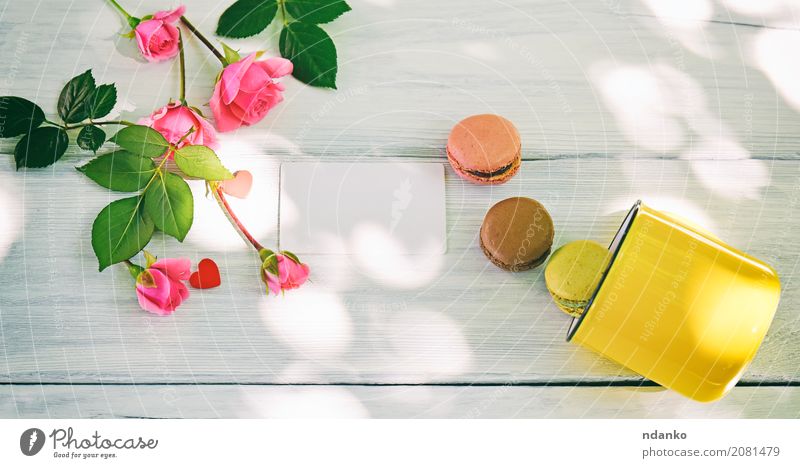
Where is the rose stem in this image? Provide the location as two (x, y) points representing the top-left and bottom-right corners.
(106, 0), (132, 20)
(179, 16), (228, 66)
(178, 31), (187, 104)
(63, 120), (135, 130)
(210, 184), (265, 251)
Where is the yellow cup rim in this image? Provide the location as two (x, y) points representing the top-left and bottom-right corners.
(566, 199), (642, 342)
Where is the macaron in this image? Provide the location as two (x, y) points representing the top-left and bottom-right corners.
(447, 114), (521, 184)
(544, 240), (611, 318)
(480, 197), (554, 271)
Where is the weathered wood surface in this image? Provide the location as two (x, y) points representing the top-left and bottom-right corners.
(2, 385), (798, 418)
(2, 158), (797, 385)
(1, 0), (799, 416)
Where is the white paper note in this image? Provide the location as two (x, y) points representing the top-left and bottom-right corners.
(279, 162), (446, 255)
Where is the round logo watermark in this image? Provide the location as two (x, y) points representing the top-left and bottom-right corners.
(20, 428), (45, 456)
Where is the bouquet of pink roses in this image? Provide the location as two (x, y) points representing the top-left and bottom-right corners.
(0, 0), (349, 314)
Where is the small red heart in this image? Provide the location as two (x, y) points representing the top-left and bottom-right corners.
(189, 258), (221, 289)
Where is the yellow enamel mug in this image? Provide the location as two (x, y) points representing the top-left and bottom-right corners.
(567, 201), (781, 402)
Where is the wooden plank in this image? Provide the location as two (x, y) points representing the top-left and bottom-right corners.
(1, 0), (800, 160)
(2, 0), (800, 387)
(1, 384), (797, 418)
(1, 159), (798, 384)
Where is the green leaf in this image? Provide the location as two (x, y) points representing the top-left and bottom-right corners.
(221, 42), (242, 64)
(285, 0), (350, 24)
(143, 250), (157, 268)
(85, 83), (117, 119)
(110, 125), (169, 158)
(0, 96), (46, 137)
(126, 261), (145, 279)
(77, 150), (156, 192)
(91, 196), (154, 271)
(174, 145), (234, 181)
(58, 70), (96, 123)
(216, 0), (277, 38)
(14, 126), (69, 169)
(281, 250), (301, 264)
(261, 252), (278, 275)
(76, 125), (106, 153)
(279, 21), (338, 88)
(144, 171), (193, 241)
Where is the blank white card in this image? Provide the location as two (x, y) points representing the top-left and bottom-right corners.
(279, 162), (446, 255)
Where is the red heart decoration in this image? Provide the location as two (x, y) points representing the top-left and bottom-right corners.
(189, 258), (221, 289)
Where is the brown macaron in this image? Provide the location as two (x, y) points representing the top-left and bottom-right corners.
(480, 197), (554, 271)
(447, 114), (521, 185)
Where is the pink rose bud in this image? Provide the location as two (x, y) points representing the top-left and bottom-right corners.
(259, 250), (310, 295)
(134, 5), (186, 62)
(210, 53), (293, 132)
(135, 258), (191, 315)
(138, 102), (218, 157)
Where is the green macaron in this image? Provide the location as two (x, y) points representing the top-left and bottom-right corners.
(544, 240), (611, 318)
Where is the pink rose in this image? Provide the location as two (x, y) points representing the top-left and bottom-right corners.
(135, 258), (191, 315)
(134, 5), (185, 62)
(139, 102), (218, 157)
(260, 251), (310, 295)
(210, 53), (293, 132)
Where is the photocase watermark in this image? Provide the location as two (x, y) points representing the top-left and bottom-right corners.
(18, 426), (159, 460)
(512, 207), (549, 270)
(20, 428), (45, 456)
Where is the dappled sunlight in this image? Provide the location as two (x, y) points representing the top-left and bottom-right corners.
(681, 137), (768, 200)
(279, 162), (446, 257)
(641, 0), (716, 57)
(0, 174), (22, 262)
(186, 140), (280, 250)
(352, 223), (444, 289)
(275, 361), (335, 383)
(238, 387), (369, 418)
(681, 138), (750, 161)
(260, 284), (353, 359)
(689, 159), (769, 200)
(642, 0), (713, 30)
(296, 255), (356, 292)
(370, 309), (472, 382)
(754, 28), (800, 112)
(606, 196), (718, 235)
(593, 63), (686, 152)
(460, 41), (500, 62)
(594, 59), (769, 200)
(721, 0), (798, 18)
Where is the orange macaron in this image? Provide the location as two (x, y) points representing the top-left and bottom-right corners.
(446, 114), (521, 185)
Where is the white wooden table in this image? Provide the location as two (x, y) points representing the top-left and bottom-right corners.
(1, 0), (799, 418)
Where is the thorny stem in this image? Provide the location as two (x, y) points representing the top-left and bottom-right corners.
(62, 120), (135, 130)
(210, 183), (265, 251)
(180, 16), (228, 66)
